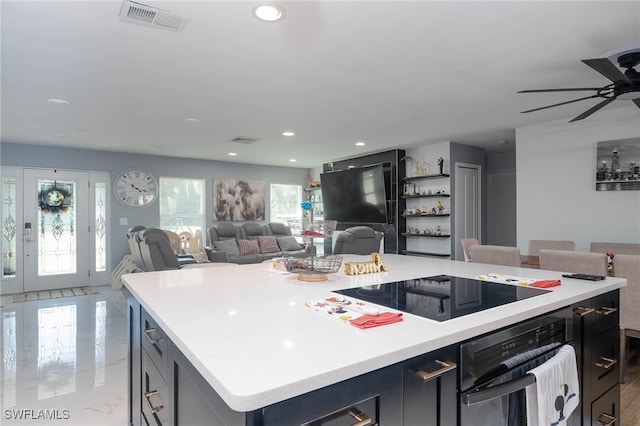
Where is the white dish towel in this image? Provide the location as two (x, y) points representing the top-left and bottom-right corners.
(525, 345), (580, 426)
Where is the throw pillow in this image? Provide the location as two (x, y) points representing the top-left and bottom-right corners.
(258, 236), (280, 253)
(277, 236), (302, 251)
(214, 239), (240, 256)
(237, 239), (260, 255)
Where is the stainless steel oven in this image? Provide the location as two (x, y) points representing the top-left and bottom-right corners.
(458, 307), (575, 426)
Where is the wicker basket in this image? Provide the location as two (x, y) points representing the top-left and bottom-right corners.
(283, 255), (343, 282)
(287, 219), (337, 238)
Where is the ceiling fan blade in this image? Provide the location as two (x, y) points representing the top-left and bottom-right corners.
(582, 58), (631, 84)
(518, 88), (603, 93)
(520, 94), (603, 114)
(569, 97), (617, 122)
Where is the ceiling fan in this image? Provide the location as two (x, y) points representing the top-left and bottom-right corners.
(519, 51), (640, 122)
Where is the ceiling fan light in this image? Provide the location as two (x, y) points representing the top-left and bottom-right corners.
(618, 92), (640, 101)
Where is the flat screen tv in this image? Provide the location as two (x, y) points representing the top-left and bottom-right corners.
(320, 164), (388, 224)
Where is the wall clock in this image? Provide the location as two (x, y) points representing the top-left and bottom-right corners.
(114, 168), (158, 208)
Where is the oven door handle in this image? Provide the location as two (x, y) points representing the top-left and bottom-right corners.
(463, 374), (536, 406)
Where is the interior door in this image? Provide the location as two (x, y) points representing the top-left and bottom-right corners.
(454, 163), (481, 261)
(22, 169), (90, 291)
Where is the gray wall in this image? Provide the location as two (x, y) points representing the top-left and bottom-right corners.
(1, 142), (310, 271)
(486, 151), (516, 246)
(516, 105), (640, 253)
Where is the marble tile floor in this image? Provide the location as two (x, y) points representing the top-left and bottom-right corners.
(0, 286), (128, 425)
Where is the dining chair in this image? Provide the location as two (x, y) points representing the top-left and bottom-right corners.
(528, 240), (575, 256)
(460, 238), (479, 262)
(590, 242), (640, 255)
(538, 249), (608, 276)
(615, 254), (640, 383)
(468, 245), (520, 267)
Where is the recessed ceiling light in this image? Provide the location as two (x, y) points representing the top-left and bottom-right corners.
(282, 131), (295, 136)
(184, 118), (200, 123)
(47, 98), (69, 105)
(355, 141), (366, 146)
(253, 4), (285, 22)
(289, 159), (297, 162)
(228, 152), (237, 156)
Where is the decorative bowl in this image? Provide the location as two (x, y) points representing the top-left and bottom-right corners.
(287, 219), (338, 238)
(283, 255), (343, 281)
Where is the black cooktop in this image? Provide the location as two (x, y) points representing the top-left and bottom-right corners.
(333, 275), (550, 322)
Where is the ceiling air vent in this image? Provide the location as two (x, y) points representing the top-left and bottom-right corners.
(119, 1), (189, 32)
(228, 136), (260, 144)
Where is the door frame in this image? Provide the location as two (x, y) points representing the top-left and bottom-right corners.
(1, 167), (111, 295)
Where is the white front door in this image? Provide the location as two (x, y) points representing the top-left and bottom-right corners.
(22, 169), (91, 291)
(2, 168), (111, 295)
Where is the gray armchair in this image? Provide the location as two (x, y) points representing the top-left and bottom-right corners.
(137, 228), (201, 271)
(333, 226), (383, 255)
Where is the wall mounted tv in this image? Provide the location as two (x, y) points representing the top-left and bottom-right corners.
(320, 164), (388, 224)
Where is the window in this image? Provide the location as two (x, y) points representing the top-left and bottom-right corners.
(270, 184), (302, 225)
(159, 177), (205, 236)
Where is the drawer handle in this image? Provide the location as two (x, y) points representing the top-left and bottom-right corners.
(412, 359), (457, 382)
(595, 357), (617, 370)
(596, 306), (618, 316)
(597, 412), (617, 426)
(144, 328), (163, 345)
(144, 390), (164, 414)
(574, 306), (595, 317)
(348, 408), (371, 426)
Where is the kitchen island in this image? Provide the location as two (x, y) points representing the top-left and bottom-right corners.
(123, 254), (626, 425)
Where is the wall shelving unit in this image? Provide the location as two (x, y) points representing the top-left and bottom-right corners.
(401, 173), (451, 258)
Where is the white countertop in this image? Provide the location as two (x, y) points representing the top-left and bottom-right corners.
(122, 254), (626, 412)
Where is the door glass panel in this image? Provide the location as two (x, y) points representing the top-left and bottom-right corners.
(2, 177), (17, 278)
(95, 182), (107, 272)
(37, 305), (77, 399)
(2, 311), (17, 408)
(37, 179), (76, 276)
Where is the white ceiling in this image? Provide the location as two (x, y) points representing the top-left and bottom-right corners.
(2, 1), (639, 169)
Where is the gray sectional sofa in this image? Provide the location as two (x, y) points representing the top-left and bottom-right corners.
(205, 222), (308, 264)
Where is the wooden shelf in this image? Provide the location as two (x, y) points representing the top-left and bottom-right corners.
(402, 233), (450, 238)
(402, 194), (450, 199)
(402, 250), (451, 257)
(403, 174), (449, 182)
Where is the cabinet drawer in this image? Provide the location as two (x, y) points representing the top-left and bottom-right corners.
(302, 396), (378, 426)
(589, 327), (619, 398)
(590, 292), (619, 337)
(141, 308), (168, 379)
(142, 349), (169, 426)
(591, 384), (620, 426)
(261, 363), (403, 425)
(404, 355), (457, 426)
